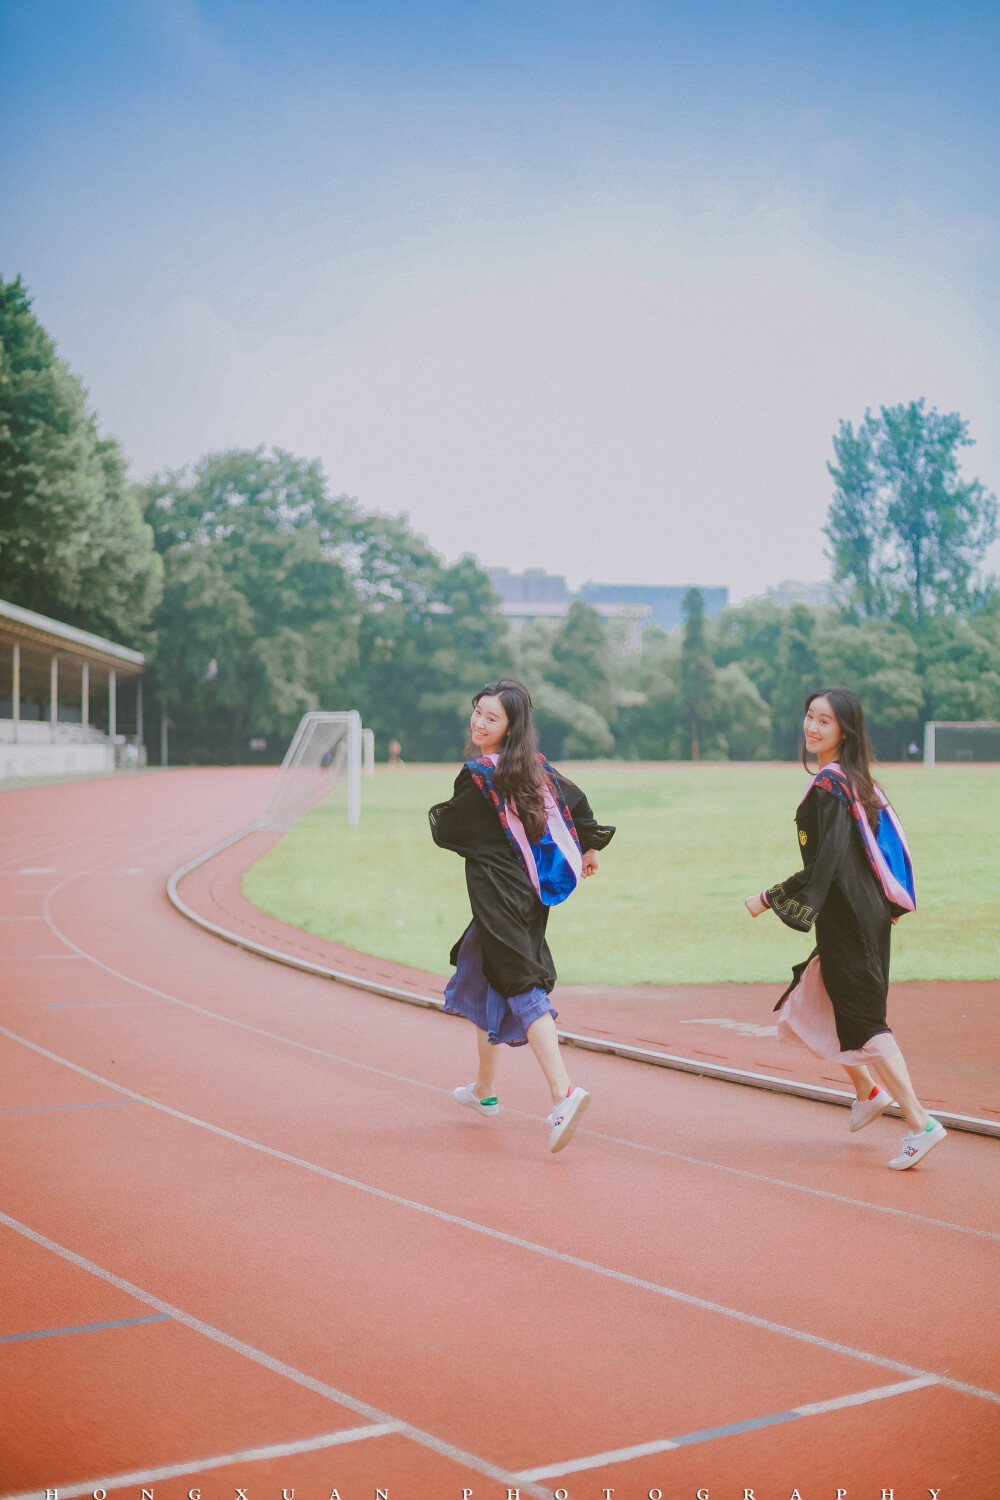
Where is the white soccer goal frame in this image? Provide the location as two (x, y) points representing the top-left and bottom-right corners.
(256, 710), (363, 828)
(923, 720), (1000, 767)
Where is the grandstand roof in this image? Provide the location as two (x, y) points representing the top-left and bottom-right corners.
(0, 598), (144, 675)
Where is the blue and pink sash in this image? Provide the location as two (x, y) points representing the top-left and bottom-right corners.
(805, 763), (916, 915)
(466, 753), (583, 906)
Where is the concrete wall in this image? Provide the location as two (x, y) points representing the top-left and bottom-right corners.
(0, 742), (116, 780)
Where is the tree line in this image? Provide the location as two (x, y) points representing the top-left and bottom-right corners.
(2, 274), (997, 763)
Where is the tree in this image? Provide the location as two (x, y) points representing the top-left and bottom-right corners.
(680, 588), (715, 759)
(142, 448), (360, 762)
(712, 662), (772, 760)
(352, 541), (508, 761)
(813, 617), (925, 756)
(919, 604), (1000, 722)
(768, 603), (825, 758)
(144, 448), (511, 763)
(825, 415), (887, 618)
(826, 400), (998, 624)
(548, 599), (609, 703)
(0, 275), (161, 641)
(714, 595), (786, 707)
(501, 613), (614, 759)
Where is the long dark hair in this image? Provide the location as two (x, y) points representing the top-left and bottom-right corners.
(466, 678), (549, 840)
(802, 686), (881, 828)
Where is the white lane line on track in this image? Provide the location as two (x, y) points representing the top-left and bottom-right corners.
(38, 874), (1000, 1244)
(0, 1209), (554, 1500)
(2, 1425), (402, 1500)
(0, 826), (133, 872)
(2, 1023), (998, 1409)
(0, 770), (257, 873)
(515, 1376), (940, 1481)
(576, 1125), (1000, 1242)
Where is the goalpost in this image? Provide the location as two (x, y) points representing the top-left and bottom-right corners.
(256, 711), (363, 828)
(923, 721), (1000, 767)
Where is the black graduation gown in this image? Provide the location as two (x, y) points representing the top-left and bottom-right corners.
(767, 785), (893, 1052)
(429, 767), (615, 999)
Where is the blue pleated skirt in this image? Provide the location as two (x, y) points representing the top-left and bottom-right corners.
(443, 922), (557, 1047)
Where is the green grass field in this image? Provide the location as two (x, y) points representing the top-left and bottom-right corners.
(242, 763), (1000, 984)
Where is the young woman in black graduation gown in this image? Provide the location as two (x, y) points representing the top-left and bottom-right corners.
(429, 679), (615, 1153)
(745, 687), (946, 1170)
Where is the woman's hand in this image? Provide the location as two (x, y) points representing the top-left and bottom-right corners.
(744, 893), (767, 918)
(581, 850), (599, 878)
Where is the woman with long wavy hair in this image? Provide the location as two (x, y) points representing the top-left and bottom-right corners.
(429, 678), (615, 1152)
(745, 687), (946, 1170)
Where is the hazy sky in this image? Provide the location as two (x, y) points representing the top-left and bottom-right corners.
(2, 0), (998, 600)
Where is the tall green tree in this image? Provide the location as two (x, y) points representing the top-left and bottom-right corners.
(500, 613), (614, 758)
(143, 447), (508, 763)
(549, 600), (613, 717)
(825, 415), (887, 617)
(142, 448), (361, 762)
(0, 275), (161, 641)
(680, 588), (715, 759)
(919, 603), (1000, 722)
(351, 537), (507, 761)
(826, 400), (997, 624)
(767, 603), (825, 758)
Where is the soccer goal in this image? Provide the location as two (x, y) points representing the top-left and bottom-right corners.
(256, 711), (363, 829)
(923, 721), (1000, 767)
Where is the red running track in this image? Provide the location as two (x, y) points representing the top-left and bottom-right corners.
(1, 767), (998, 1500)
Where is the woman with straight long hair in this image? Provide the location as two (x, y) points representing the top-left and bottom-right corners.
(745, 687), (946, 1169)
(429, 678), (615, 1152)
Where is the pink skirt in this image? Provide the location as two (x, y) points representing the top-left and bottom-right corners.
(778, 956), (900, 1065)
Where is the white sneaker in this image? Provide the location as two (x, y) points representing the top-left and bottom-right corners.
(454, 1083), (499, 1118)
(888, 1119), (947, 1169)
(850, 1087), (893, 1132)
(547, 1086), (590, 1152)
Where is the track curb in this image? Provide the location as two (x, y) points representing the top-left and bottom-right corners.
(166, 830), (1000, 1140)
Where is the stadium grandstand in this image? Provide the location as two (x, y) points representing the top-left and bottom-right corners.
(0, 597), (145, 779)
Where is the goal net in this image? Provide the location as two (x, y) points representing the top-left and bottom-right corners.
(256, 711), (363, 828)
(923, 721), (1000, 766)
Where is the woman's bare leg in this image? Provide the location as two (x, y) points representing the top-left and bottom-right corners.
(843, 1063), (879, 1100)
(871, 1051), (929, 1132)
(526, 1012), (572, 1104)
(474, 1027), (499, 1098)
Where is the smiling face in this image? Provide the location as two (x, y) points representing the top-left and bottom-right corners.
(470, 693), (509, 756)
(803, 694), (843, 766)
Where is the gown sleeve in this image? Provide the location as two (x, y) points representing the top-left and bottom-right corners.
(553, 772), (616, 852)
(764, 789), (852, 933)
(428, 767), (490, 856)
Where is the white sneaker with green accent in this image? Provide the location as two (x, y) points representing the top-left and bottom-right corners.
(887, 1119), (947, 1169)
(547, 1086), (590, 1152)
(454, 1083), (499, 1118)
(850, 1087), (893, 1132)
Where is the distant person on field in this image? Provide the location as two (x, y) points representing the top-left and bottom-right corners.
(388, 738), (404, 768)
(745, 687), (946, 1171)
(429, 678), (615, 1153)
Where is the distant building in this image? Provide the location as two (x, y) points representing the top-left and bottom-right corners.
(488, 568), (571, 605)
(488, 569), (728, 641)
(579, 582), (728, 631)
(764, 580), (833, 607)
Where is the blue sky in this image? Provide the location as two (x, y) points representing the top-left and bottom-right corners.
(2, 0), (998, 598)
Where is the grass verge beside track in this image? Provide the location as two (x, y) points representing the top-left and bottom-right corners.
(241, 763), (999, 984)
